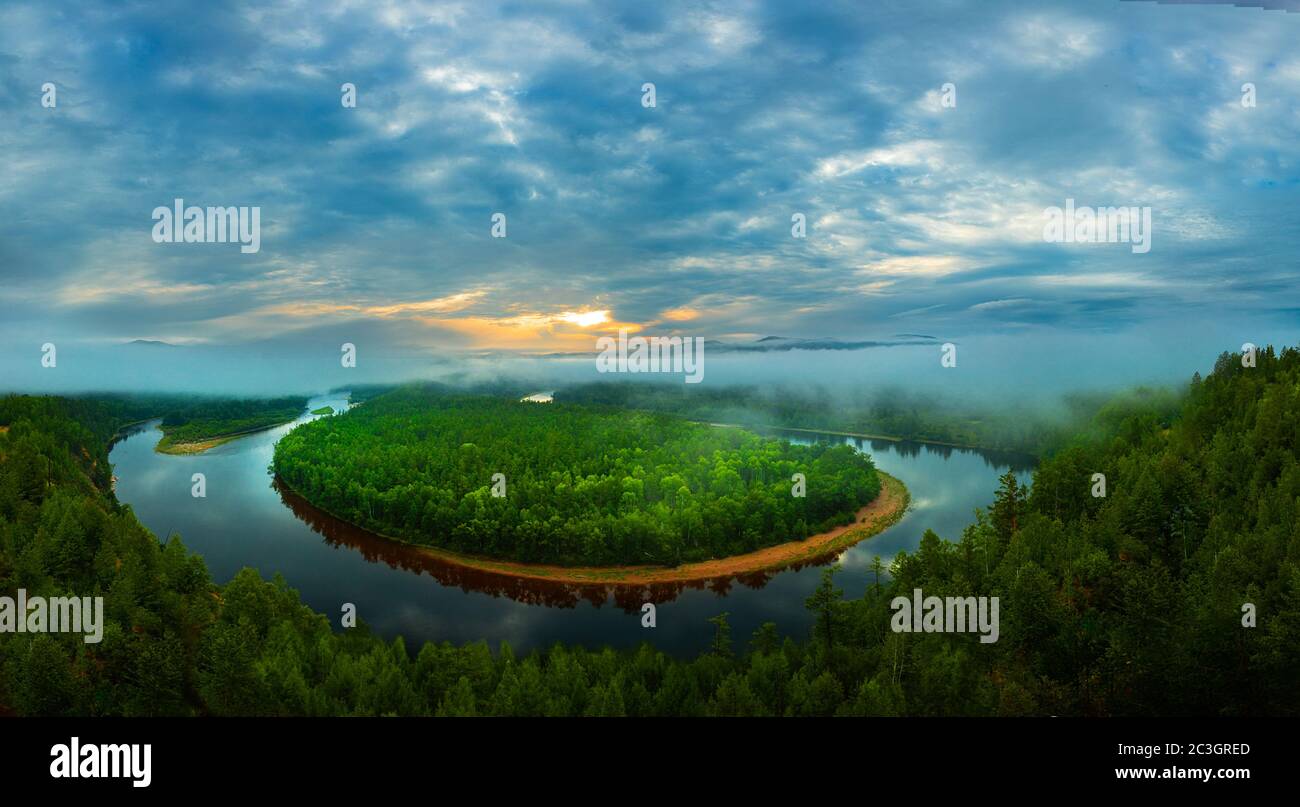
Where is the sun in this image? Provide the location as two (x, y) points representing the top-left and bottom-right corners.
(559, 309), (611, 328)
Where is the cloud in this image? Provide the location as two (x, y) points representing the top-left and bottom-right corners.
(0, 0), (1297, 376)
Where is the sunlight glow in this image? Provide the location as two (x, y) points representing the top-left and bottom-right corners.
(559, 310), (611, 327)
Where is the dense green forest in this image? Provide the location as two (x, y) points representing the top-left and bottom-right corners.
(558, 380), (1182, 457)
(0, 391), (309, 452)
(156, 396), (307, 449)
(2, 345), (1298, 716)
(272, 389), (881, 566)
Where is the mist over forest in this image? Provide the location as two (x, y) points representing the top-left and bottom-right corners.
(3, 0), (1298, 767)
(2, 321), (1265, 417)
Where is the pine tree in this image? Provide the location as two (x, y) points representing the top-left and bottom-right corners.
(805, 563), (843, 659)
(991, 470), (1025, 539)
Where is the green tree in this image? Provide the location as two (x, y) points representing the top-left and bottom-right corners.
(708, 612), (733, 659)
(991, 470), (1025, 539)
(805, 563), (844, 660)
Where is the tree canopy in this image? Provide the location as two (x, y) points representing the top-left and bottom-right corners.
(272, 388), (881, 566)
(3, 345), (1299, 716)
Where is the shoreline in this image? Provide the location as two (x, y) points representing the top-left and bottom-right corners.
(274, 471), (909, 586)
(702, 420), (1033, 456)
(152, 416), (307, 455)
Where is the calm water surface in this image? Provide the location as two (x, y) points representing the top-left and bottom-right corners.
(110, 394), (1033, 656)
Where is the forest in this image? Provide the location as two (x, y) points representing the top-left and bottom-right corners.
(557, 380), (1183, 457)
(0, 392), (310, 454)
(272, 389), (881, 566)
(155, 396), (308, 449)
(2, 345), (1298, 716)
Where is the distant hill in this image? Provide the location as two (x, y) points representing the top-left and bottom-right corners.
(532, 334), (940, 359)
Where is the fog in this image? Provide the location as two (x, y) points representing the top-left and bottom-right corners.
(1, 319), (1279, 416)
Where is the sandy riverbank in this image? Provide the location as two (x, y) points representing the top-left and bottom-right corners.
(284, 471), (909, 586)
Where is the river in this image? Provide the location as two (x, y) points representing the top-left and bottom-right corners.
(110, 393), (1034, 656)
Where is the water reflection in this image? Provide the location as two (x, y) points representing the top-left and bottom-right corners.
(275, 477), (863, 611)
(111, 394), (1035, 655)
(771, 430), (1036, 474)
(855, 437), (1036, 473)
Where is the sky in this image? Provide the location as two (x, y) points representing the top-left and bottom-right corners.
(1, 0), (1297, 395)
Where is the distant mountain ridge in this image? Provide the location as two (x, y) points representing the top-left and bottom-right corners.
(530, 334), (941, 358)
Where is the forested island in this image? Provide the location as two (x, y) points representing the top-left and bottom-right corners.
(154, 396), (308, 454)
(272, 389), (882, 567)
(2, 345), (1299, 716)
